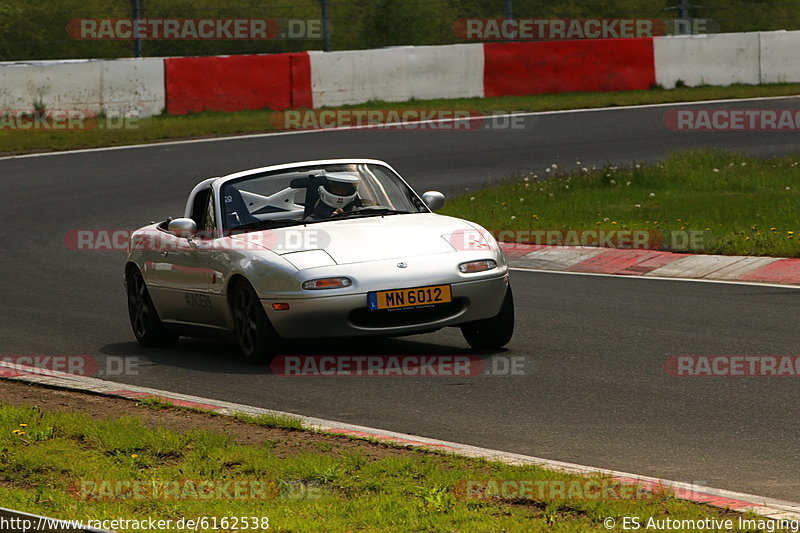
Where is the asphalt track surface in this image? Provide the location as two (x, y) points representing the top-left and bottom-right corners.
(4, 97), (800, 501)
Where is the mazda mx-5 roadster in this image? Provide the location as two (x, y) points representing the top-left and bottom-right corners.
(125, 159), (513, 362)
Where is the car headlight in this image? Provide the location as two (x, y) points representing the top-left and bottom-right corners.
(302, 277), (352, 290)
(458, 259), (497, 273)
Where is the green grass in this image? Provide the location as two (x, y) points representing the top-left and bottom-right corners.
(136, 397), (185, 411)
(440, 150), (800, 258)
(1, 83), (799, 155)
(137, 396), (306, 430)
(0, 402), (769, 532)
(231, 411), (306, 430)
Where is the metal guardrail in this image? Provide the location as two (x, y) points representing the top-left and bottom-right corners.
(0, 507), (114, 533)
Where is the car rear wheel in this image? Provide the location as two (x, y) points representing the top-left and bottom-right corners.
(231, 281), (280, 363)
(460, 287), (514, 350)
(127, 270), (177, 347)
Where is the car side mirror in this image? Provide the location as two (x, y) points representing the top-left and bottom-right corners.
(167, 218), (197, 239)
(421, 191), (445, 211)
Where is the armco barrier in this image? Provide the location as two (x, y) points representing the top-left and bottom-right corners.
(653, 32), (760, 89)
(308, 44), (484, 107)
(0, 58), (164, 117)
(483, 38), (656, 97)
(759, 30), (800, 84)
(164, 53), (311, 115)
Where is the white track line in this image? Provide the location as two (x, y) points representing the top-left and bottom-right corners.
(1, 94), (798, 161)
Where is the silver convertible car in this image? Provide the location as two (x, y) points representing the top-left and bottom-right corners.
(125, 159), (513, 362)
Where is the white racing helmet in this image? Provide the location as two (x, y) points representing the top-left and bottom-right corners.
(319, 172), (360, 208)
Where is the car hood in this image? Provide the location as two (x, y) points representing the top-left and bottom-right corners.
(230, 213), (478, 265)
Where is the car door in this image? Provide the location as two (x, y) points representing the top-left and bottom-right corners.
(149, 188), (218, 325)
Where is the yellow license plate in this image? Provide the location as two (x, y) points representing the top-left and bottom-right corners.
(368, 285), (452, 310)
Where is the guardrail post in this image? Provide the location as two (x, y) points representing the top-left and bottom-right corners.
(677, 0), (693, 35)
(132, 0), (142, 57)
(320, 0), (331, 52)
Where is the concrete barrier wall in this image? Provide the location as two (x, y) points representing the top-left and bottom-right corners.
(100, 59), (165, 116)
(1, 30), (799, 119)
(484, 38), (655, 97)
(653, 33), (760, 89)
(309, 44), (484, 107)
(0, 60), (102, 113)
(759, 31), (800, 84)
(0, 58), (164, 117)
(164, 53), (311, 115)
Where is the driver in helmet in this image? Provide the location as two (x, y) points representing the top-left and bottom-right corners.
(307, 172), (361, 220)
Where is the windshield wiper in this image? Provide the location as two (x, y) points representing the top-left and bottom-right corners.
(333, 207), (411, 219)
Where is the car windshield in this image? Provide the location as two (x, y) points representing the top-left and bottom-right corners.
(220, 163), (428, 231)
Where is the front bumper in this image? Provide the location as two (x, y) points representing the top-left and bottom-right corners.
(262, 275), (509, 339)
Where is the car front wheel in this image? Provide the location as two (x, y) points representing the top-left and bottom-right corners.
(460, 287), (514, 350)
(231, 281), (280, 363)
(127, 270), (177, 347)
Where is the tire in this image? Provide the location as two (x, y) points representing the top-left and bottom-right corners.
(230, 281), (280, 363)
(127, 270), (178, 347)
(461, 287), (514, 350)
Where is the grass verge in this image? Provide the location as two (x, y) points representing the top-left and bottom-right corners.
(1, 83), (799, 155)
(440, 150), (800, 258)
(0, 385), (769, 533)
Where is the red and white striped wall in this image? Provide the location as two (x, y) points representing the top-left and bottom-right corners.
(1, 30), (799, 117)
(161, 38), (657, 114)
